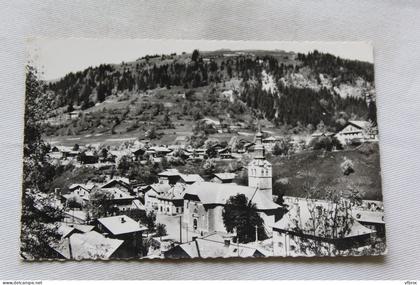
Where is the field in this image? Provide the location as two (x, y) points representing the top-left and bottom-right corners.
(270, 143), (382, 201)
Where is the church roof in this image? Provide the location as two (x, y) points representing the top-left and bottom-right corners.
(183, 182), (279, 210)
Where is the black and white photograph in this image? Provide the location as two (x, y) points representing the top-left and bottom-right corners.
(21, 39), (386, 260)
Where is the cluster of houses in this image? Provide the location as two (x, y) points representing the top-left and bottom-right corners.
(44, 126), (384, 259)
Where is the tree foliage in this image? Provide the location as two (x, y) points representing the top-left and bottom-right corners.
(222, 194), (268, 243)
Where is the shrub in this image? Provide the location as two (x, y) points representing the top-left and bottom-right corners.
(340, 157), (355, 175)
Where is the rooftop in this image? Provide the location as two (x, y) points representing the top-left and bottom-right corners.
(53, 231), (124, 260)
(213, 173), (236, 181)
(184, 182), (280, 210)
(179, 174), (204, 183)
(97, 215), (147, 235)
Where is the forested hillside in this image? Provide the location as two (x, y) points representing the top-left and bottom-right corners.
(43, 49), (377, 135)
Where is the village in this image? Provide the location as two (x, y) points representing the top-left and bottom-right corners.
(35, 119), (385, 259)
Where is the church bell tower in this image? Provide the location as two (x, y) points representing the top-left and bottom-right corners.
(248, 125), (273, 200)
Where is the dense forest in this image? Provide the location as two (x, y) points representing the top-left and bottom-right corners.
(44, 49), (377, 130)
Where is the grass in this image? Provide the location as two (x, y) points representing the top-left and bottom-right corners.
(270, 143), (383, 201)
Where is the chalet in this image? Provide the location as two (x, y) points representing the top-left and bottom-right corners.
(62, 183), (96, 206)
(102, 187), (136, 212)
(147, 146), (173, 158)
(157, 183), (186, 215)
(164, 233), (269, 259)
(68, 110), (81, 120)
(262, 136), (282, 151)
(79, 151), (99, 164)
(211, 173), (236, 184)
(144, 183), (172, 211)
(96, 215), (148, 258)
(132, 148), (146, 161)
(335, 120), (378, 145)
(218, 147), (233, 159)
(52, 231), (124, 260)
(272, 197), (375, 257)
(101, 177), (131, 193)
(311, 131), (335, 138)
(158, 169), (181, 185)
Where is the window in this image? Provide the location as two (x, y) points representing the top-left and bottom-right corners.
(193, 219), (198, 230)
(290, 245), (296, 251)
(278, 242), (283, 248)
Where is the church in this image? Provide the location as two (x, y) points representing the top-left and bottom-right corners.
(182, 129), (282, 236)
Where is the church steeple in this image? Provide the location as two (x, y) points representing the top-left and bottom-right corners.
(248, 123), (273, 199)
(254, 124), (265, 159)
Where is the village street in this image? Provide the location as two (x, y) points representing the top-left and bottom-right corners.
(156, 213), (196, 243)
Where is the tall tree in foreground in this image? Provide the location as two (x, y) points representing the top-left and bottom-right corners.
(222, 194), (268, 243)
(21, 65), (63, 259)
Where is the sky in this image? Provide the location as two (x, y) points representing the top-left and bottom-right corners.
(27, 39), (374, 80)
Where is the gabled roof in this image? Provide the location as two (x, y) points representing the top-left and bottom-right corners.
(348, 120), (369, 129)
(149, 146), (172, 153)
(69, 183), (96, 191)
(179, 174), (204, 184)
(158, 169), (181, 177)
(101, 177), (130, 189)
(131, 199), (146, 211)
(149, 183), (172, 194)
(158, 183), (186, 200)
(213, 173), (236, 181)
(53, 231), (124, 260)
(57, 223), (82, 239)
(97, 215), (147, 235)
(183, 182), (279, 210)
(103, 187), (134, 200)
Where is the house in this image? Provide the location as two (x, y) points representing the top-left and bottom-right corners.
(101, 177), (131, 193)
(79, 151), (99, 164)
(52, 231), (124, 260)
(179, 174), (204, 185)
(156, 183), (186, 215)
(68, 110), (81, 120)
(272, 197), (375, 257)
(174, 136), (188, 147)
(96, 215), (148, 258)
(144, 183), (172, 211)
(211, 173), (236, 184)
(158, 169), (181, 185)
(164, 233), (269, 259)
(102, 187), (137, 212)
(132, 148), (146, 161)
(335, 120), (378, 145)
(147, 146), (173, 158)
(262, 136), (277, 151)
(63, 210), (88, 224)
(311, 131), (335, 138)
(62, 183), (96, 205)
(218, 147), (233, 159)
